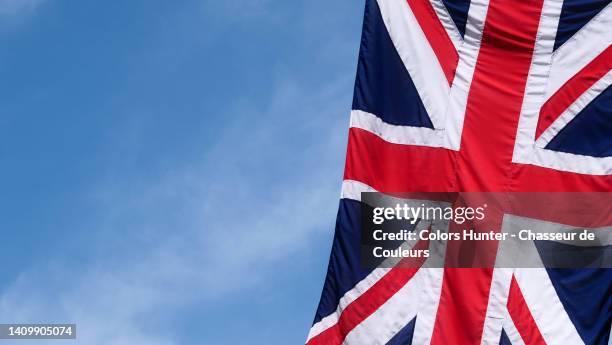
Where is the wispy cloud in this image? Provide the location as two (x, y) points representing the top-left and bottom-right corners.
(0, 0), (45, 16)
(0, 0), (359, 343)
(0, 69), (352, 345)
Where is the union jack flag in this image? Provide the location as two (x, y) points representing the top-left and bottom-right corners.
(307, 0), (611, 344)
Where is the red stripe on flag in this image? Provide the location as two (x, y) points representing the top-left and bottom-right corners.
(502, 191), (612, 227)
(406, 0), (459, 85)
(507, 276), (547, 345)
(455, 0), (544, 192)
(307, 241), (428, 345)
(344, 128), (456, 193)
(511, 163), (612, 192)
(306, 268), (419, 345)
(536, 46), (612, 139)
(430, 268), (495, 344)
(431, 0), (545, 344)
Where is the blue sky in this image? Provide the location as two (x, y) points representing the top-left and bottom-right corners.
(0, 0), (363, 344)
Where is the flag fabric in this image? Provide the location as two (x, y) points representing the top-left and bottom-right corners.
(307, 0), (611, 344)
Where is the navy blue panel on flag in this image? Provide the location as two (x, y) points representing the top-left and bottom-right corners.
(545, 85), (612, 157)
(534, 240), (612, 268)
(386, 317), (416, 345)
(313, 199), (374, 324)
(554, 0), (611, 51)
(498, 329), (512, 345)
(442, 0), (471, 37)
(352, 0), (434, 128)
(546, 268), (612, 345)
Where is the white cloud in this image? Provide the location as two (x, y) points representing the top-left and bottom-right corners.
(0, 0), (45, 16)
(0, 0), (360, 342)
(0, 70), (352, 344)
